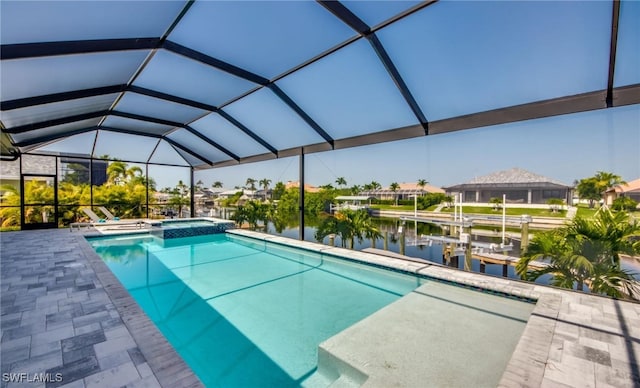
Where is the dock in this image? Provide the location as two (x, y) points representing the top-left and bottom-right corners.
(473, 252), (548, 270)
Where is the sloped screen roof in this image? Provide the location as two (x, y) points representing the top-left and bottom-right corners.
(1, 1), (639, 169)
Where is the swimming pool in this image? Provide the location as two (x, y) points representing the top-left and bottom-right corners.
(89, 232), (534, 387)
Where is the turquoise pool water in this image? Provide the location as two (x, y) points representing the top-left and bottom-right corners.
(89, 233), (421, 386)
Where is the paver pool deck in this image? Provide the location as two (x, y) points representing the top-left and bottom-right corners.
(1, 228), (639, 387)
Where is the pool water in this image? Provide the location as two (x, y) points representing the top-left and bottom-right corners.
(89, 233), (534, 387)
(90, 234), (419, 386)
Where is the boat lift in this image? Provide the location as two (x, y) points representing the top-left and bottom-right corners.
(397, 194), (537, 272)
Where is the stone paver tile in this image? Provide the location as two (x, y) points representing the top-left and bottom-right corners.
(45, 356), (100, 388)
(540, 377), (574, 388)
(553, 321), (579, 339)
(1, 335), (31, 351)
(97, 349), (131, 371)
(79, 302), (106, 316)
(74, 323), (101, 337)
(125, 375), (161, 388)
(609, 356), (640, 378)
(1, 316), (22, 331)
(1, 341), (31, 367)
(93, 336), (136, 359)
(32, 326), (75, 346)
(62, 345), (96, 365)
(607, 341), (640, 364)
(23, 306), (59, 321)
(10, 350), (62, 375)
(544, 354), (596, 388)
(579, 336), (611, 352)
(3, 323), (43, 342)
(104, 326), (130, 341)
(135, 363), (153, 379)
(595, 363), (640, 388)
(31, 340), (62, 358)
(57, 306), (83, 322)
(564, 341), (612, 367)
(74, 284), (96, 293)
(36, 293), (72, 309)
(58, 379), (85, 388)
(61, 331), (106, 353)
(127, 348), (146, 366)
(548, 338), (564, 363)
(6, 380), (45, 388)
(71, 312), (110, 331)
(46, 311), (74, 330)
(83, 362), (140, 388)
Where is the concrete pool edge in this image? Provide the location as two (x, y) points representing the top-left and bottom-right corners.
(74, 233), (204, 388)
(227, 229), (640, 387)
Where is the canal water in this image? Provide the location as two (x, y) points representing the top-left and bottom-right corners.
(264, 218), (640, 284)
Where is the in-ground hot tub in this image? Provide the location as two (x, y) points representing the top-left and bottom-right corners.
(148, 218), (235, 239)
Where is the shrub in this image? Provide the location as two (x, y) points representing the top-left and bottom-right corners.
(612, 196), (638, 212)
(546, 198), (564, 213)
(417, 193), (450, 210)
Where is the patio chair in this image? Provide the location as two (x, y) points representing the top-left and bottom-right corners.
(98, 206), (119, 221)
(72, 207), (144, 230)
(82, 207), (107, 223)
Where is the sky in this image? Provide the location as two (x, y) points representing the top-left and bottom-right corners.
(4, 1), (639, 190)
(193, 104), (640, 189)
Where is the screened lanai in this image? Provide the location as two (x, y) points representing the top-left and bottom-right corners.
(1, 0), (639, 232)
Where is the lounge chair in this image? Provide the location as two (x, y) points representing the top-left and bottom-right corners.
(98, 206), (119, 221)
(70, 207), (144, 231)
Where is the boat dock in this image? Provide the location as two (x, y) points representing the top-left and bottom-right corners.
(473, 252), (549, 270)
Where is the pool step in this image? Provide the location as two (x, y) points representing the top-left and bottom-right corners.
(315, 345), (369, 387)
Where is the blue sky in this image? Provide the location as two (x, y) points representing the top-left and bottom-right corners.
(7, 1), (638, 190)
(194, 104), (640, 189)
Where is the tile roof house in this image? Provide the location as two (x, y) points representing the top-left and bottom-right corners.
(360, 182), (445, 201)
(284, 181), (320, 193)
(604, 178), (640, 205)
(444, 168), (572, 204)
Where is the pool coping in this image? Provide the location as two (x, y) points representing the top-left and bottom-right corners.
(74, 234), (204, 388)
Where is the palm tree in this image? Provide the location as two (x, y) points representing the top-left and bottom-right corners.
(168, 180), (190, 218)
(233, 201), (273, 230)
(389, 182), (400, 206)
(107, 161), (144, 186)
(594, 171), (625, 192)
(106, 161), (128, 185)
(517, 210), (640, 300)
(315, 209), (380, 249)
(259, 178), (272, 199)
(350, 184), (362, 195)
(417, 179), (428, 194)
(212, 181), (223, 189)
(577, 172), (625, 208)
(363, 218), (383, 248)
(335, 177), (347, 188)
(370, 181), (381, 190)
(245, 178), (257, 191)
